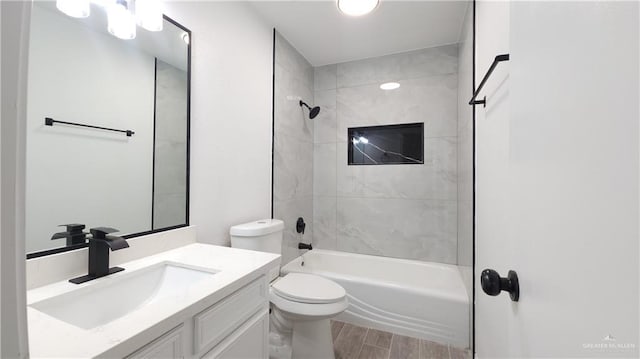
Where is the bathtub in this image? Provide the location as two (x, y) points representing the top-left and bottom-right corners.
(281, 249), (469, 348)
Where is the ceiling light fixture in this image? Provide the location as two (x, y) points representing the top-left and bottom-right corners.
(380, 82), (400, 90)
(352, 136), (369, 145)
(56, 0), (91, 18)
(337, 0), (379, 16)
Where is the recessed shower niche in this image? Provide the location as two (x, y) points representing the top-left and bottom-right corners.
(348, 123), (424, 165)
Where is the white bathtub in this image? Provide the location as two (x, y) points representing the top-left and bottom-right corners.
(281, 249), (469, 348)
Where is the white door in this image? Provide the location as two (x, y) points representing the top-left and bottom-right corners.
(475, 1), (639, 357)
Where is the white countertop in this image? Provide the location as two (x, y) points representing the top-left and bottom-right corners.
(27, 243), (280, 358)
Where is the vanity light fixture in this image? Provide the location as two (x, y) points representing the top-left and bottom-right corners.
(136, 0), (163, 32)
(56, 0), (166, 40)
(108, 0), (136, 40)
(56, 0), (91, 18)
(380, 82), (400, 90)
(337, 0), (379, 16)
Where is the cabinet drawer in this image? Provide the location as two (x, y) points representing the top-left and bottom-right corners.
(126, 324), (184, 359)
(194, 277), (267, 354)
(200, 310), (268, 359)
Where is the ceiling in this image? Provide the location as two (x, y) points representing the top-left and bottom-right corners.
(250, 0), (470, 66)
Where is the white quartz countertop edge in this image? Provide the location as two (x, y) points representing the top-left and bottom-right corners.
(27, 243), (280, 358)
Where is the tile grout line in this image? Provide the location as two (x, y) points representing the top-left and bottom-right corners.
(334, 322), (345, 343)
(354, 328), (369, 359)
(369, 342), (391, 351)
(387, 333), (390, 359)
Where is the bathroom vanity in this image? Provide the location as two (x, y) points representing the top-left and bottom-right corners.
(27, 243), (279, 358)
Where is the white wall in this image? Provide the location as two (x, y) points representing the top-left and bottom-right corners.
(476, 1), (639, 357)
(456, 0), (473, 350)
(1, 1), (31, 356)
(474, 1), (510, 356)
(163, 2), (273, 245)
(25, 5), (154, 253)
(457, 3), (473, 269)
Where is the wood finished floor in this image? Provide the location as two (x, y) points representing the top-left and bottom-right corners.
(331, 321), (471, 359)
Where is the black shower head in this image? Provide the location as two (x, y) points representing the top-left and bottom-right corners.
(299, 100), (321, 119)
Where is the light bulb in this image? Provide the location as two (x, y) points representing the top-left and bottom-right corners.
(337, 0), (379, 16)
(380, 82), (400, 90)
(136, 0), (163, 32)
(56, 0), (90, 18)
(352, 138), (360, 145)
(108, 0), (136, 40)
(359, 137), (369, 144)
(182, 33), (190, 45)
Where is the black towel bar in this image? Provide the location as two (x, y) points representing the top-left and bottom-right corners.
(469, 54), (510, 107)
(45, 117), (134, 137)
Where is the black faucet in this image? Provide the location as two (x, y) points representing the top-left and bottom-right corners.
(51, 224), (88, 246)
(69, 227), (129, 284)
(296, 217), (312, 250)
(298, 242), (313, 250)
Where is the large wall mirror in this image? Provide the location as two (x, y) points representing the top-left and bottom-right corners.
(25, 1), (190, 258)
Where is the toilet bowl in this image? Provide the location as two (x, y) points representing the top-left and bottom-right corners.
(230, 219), (348, 359)
(270, 273), (348, 359)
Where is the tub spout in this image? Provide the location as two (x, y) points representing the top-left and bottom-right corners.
(298, 242), (312, 250)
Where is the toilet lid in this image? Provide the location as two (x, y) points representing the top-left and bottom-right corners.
(272, 273), (346, 304)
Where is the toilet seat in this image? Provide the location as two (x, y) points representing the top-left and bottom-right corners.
(269, 273), (348, 320)
(272, 273), (346, 304)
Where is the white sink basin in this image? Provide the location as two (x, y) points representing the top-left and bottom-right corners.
(31, 262), (217, 329)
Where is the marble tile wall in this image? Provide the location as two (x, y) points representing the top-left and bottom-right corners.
(312, 45), (459, 264)
(273, 32), (314, 264)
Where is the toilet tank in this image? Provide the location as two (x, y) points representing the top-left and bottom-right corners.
(230, 219), (284, 281)
(230, 219), (284, 255)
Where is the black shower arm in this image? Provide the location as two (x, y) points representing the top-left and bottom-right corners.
(299, 100), (312, 110)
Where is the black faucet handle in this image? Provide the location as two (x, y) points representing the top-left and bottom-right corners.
(90, 227), (120, 239)
(59, 223), (86, 233)
(296, 217), (306, 234)
(52, 224), (88, 245)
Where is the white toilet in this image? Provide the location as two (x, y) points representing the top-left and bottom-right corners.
(230, 219), (348, 359)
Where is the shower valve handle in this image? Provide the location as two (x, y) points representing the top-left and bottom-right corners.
(296, 217), (306, 234)
(481, 269), (519, 302)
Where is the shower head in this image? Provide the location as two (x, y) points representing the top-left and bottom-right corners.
(299, 100), (321, 119)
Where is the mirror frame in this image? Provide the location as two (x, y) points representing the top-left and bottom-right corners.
(26, 14), (192, 260)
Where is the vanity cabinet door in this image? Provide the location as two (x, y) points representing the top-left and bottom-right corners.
(127, 325), (185, 359)
(194, 277), (267, 354)
(201, 311), (268, 359)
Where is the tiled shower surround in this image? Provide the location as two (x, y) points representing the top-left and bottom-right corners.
(274, 34), (462, 265)
(273, 32), (315, 264)
(312, 45), (459, 264)
(153, 60), (188, 229)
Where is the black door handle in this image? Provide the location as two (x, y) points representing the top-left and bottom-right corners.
(481, 269), (519, 302)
